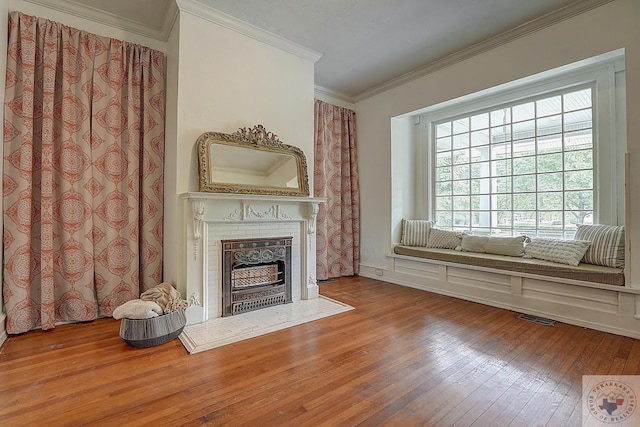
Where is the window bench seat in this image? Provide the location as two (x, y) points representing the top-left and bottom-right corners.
(393, 245), (625, 286)
(362, 245), (640, 339)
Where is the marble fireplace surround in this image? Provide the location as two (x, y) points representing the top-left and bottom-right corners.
(179, 192), (324, 325)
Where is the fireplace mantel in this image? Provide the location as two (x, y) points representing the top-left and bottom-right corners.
(178, 192), (324, 325)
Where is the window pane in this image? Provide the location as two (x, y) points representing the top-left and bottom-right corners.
(565, 129), (592, 150)
(513, 157), (535, 175)
(470, 129), (489, 146)
(493, 194), (511, 210)
(537, 114), (562, 136)
(511, 138), (534, 158)
(436, 136), (451, 152)
(453, 118), (469, 134)
(453, 133), (469, 149)
(564, 88), (591, 112)
(436, 166), (452, 181)
(436, 196), (452, 210)
(436, 122), (452, 137)
(513, 102), (535, 122)
(436, 181), (452, 195)
(538, 211), (563, 237)
(453, 180), (469, 195)
(490, 108), (510, 126)
(537, 95), (562, 116)
(537, 134), (562, 154)
(513, 174), (536, 193)
(492, 159), (511, 177)
(436, 212), (453, 226)
(565, 170), (592, 190)
(471, 161), (490, 178)
(538, 172), (563, 191)
(453, 164), (470, 180)
(452, 149), (469, 164)
(490, 125), (511, 144)
(565, 150), (592, 170)
(537, 153), (563, 173)
(514, 193), (536, 210)
(471, 195), (490, 210)
(454, 212), (470, 227)
(471, 178), (489, 194)
(471, 113), (489, 130)
(565, 190), (593, 211)
(513, 211), (536, 232)
(538, 192), (563, 210)
(492, 177), (511, 193)
(491, 143), (510, 159)
(564, 109), (592, 132)
(513, 120), (535, 140)
(437, 151), (452, 167)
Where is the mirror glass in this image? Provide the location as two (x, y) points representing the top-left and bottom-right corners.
(197, 125), (310, 196)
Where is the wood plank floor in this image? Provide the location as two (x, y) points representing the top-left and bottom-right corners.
(1, 276), (639, 426)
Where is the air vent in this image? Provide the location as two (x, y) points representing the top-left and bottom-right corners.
(517, 313), (555, 326)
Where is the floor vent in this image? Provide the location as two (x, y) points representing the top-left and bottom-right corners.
(517, 313), (555, 326)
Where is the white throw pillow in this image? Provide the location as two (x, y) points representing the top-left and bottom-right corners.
(524, 238), (591, 266)
(401, 219), (435, 246)
(426, 228), (466, 250)
(574, 224), (625, 268)
(113, 299), (163, 320)
(461, 235), (527, 257)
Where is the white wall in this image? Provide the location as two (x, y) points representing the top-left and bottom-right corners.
(163, 10), (317, 295)
(355, 0), (640, 285)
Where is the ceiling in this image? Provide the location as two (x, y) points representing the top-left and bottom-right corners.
(34, 0), (612, 101)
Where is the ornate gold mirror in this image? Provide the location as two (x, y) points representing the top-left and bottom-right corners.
(196, 125), (310, 196)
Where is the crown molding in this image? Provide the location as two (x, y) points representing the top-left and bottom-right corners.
(23, 0), (179, 41)
(314, 85), (355, 105)
(176, 0), (322, 63)
(354, 0), (616, 102)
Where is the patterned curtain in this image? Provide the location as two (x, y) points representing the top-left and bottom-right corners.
(3, 12), (165, 334)
(314, 100), (360, 280)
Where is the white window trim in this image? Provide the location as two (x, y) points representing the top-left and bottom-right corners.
(416, 50), (626, 229)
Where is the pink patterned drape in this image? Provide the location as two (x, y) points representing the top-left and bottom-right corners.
(314, 100), (360, 280)
(3, 12), (165, 334)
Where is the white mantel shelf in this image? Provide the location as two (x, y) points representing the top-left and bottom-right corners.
(178, 192), (324, 325)
(179, 192), (325, 205)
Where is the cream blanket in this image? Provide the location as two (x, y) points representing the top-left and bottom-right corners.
(140, 282), (187, 314)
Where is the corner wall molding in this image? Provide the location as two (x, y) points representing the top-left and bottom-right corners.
(354, 0), (616, 102)
(23, 0), (179, 41)
(176, 0), (322, 63)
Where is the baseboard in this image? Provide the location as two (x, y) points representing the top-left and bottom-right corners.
(0, 313), (7, 349)
(359, 266), (640, 340)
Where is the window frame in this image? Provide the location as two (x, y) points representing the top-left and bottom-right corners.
(418, 54), (625, 235)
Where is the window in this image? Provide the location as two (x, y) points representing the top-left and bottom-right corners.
(418, 52), (625, 239)
(433, 87), (594, 238)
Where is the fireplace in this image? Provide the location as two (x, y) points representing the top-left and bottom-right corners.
(179, 192), (323, 324)
(221, 237), (292, 316)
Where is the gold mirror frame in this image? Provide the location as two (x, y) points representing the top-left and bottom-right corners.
(196, 125), (310, 196)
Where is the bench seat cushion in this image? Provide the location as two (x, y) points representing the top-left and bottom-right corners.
(393, 245), (625, 286)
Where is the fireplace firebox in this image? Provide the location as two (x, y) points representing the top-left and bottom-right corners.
(221, 237), (292, 316)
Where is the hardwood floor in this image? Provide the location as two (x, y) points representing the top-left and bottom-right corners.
(1, 276), (639, 426)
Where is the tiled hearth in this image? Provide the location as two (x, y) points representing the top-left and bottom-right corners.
(179, 193), (323, 325)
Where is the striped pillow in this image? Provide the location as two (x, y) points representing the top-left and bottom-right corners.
(574, 224), (625, 268)
(401, 219), (434, 246)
